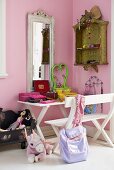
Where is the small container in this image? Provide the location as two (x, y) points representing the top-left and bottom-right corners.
(89, 44), (94, 48)
(94, 44), (100, 48)
(46, 91), (58, 99)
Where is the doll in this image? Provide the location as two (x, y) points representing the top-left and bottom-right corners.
(7, 110), (26, 130)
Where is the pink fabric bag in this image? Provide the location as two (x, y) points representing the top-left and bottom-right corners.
(59, 95), (89, 163)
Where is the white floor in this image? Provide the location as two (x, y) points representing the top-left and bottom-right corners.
(0, 139), (114, 170)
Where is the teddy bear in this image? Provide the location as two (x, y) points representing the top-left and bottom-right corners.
(25, 130), (53, 163)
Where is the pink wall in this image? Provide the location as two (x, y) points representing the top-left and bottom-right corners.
(72, 0), (111, 94)
(0, 0), (111, 125)
(0, 0), (73, 110)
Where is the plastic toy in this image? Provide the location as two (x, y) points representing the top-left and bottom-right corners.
(7, 109), (33, 130)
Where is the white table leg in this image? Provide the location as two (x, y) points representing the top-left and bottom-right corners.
(36, 106), (50, 139)
(51, 125), (59, 152)
(21, 103), (66, 140)
(37, 106), (50, 124)
(36, 124), (45, 140)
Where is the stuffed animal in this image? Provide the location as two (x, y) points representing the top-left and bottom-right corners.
(25, 130), (46, 163)
(44, 142), (54, 155)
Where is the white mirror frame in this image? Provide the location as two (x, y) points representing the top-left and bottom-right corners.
(0, 0), (8, 78)
(27, 10), (54, 92)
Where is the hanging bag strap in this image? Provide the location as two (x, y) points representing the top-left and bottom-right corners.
(72, 94), (85, 127)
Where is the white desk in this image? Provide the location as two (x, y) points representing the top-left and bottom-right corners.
(18, 101), (66, 140)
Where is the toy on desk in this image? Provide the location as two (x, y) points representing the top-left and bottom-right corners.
(55, 88), (77, 101)
(25, 129), (53, 163)
(40, 99), (56, 104)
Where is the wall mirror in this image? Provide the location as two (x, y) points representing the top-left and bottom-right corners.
(27, 10), (54, 91)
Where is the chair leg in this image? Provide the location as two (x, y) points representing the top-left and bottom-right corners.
(52, 140), (59, 153)
(101, 129), (114, 147)
(36, 125), (45, 140)
(51, 125), (60, 152)
(92, 120), (114, 147)
(92, 120), (102, 141)
(51, 125), (59, 137)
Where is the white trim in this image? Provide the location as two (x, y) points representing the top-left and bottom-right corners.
(110, 0), (114, 142)
(0, 0), (8, 78)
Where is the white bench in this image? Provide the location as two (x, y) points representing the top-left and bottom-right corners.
(45, 93), (114, 150)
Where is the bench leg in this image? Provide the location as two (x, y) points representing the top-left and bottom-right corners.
(51, 125), (59, 152)
(92, 120), (114, 147)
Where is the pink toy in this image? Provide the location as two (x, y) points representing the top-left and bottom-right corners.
(25, 130), (53, 163)
(44, 142), (54, 155)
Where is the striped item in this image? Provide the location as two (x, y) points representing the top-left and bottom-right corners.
(72, 95), (85, 127)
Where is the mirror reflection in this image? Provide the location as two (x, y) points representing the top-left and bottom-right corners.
(33, 22), (50, 81)
(27, 10), (54, 92)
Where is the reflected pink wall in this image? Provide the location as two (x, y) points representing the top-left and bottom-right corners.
(72, 0), (111, 94)
(0, 0), (73, 110)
